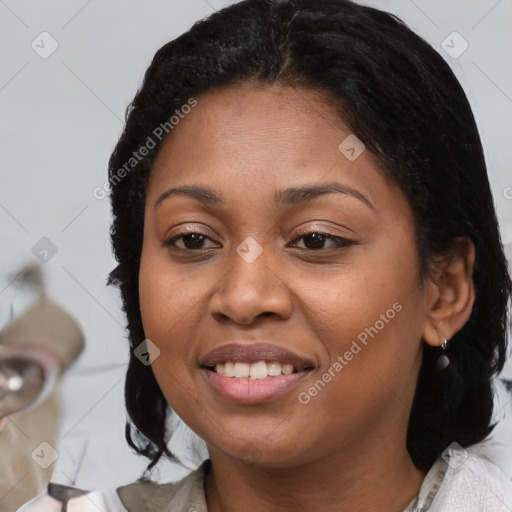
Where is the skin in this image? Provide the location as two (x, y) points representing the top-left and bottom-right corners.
(138, 82), (475, 512)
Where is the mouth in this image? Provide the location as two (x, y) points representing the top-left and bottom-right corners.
(200, 360), (313, 379)
(199, 342), (315, 404)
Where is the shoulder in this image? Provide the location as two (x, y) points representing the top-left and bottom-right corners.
(17, 459), (211, 512)
(115, 459), (210, 512)
(425, 440), (512, 512)
(16, 487), (130, 512)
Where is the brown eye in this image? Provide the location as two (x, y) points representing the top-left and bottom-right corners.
(288, 230), (354, 250)
(164, 230), (220, 251)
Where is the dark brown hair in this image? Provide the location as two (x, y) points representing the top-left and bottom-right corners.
(106, 0), (512, 475)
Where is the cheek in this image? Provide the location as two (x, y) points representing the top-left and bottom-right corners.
(139, 243), (206, 342)
(138, 252), (194, 378)
(306, 248), (420, 352)
(299, 239), (424, 405)
(138, 249), (220, 412)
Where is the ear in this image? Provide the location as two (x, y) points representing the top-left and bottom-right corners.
(422, 237), (476, 347)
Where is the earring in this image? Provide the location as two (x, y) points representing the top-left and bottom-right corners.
(436, 336), (450, 370)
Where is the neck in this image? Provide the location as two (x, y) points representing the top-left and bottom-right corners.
(204, 432), (427, 512)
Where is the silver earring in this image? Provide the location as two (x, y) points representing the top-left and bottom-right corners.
(436, 337), (450, 370)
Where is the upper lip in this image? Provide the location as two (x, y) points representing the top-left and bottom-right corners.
(199, 342), (315, 371)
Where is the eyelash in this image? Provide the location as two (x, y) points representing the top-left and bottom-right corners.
(163, 228), (354, 252)
(290, 229), (354, 250)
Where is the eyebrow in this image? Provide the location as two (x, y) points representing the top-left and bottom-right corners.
(154, 182), (375, 211)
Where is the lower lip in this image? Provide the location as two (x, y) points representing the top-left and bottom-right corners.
(201, 368), (312, 404)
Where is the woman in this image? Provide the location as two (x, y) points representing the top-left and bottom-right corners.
(22, 0), (512, 510)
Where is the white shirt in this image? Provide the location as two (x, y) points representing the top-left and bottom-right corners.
(18, 438), (512, 512)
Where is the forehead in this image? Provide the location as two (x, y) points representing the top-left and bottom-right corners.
(154, 82), (349, 164)
(147, 81), (397, 213)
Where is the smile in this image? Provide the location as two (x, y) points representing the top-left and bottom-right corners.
(201, 362), (313, 404)
(207, 360), (303, 379)
(199, 341), (316, 404)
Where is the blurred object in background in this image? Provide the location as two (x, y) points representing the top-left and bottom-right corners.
(0, 264), (85, 512)
(0, 265), (45, 335)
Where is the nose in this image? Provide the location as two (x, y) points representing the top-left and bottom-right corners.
(208, 242), (293, 325)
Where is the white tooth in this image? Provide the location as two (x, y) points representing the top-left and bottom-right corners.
(234, 362), (250, 378)
(224, 361), (235, 377)
(215, 363), (225, 375)
(267, 361), (282, 376)
(250, 361), (268, 379)
(282, 364), (294, 375)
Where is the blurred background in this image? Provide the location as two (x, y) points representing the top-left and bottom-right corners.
(1, 0), (511, 508)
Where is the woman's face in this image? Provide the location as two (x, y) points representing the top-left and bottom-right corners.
(139, 82), (430, 468)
